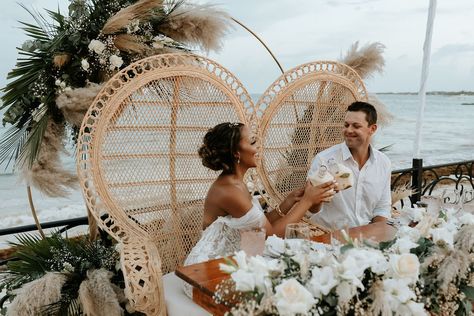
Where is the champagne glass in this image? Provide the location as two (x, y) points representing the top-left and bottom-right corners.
(285, 223), (310, 240)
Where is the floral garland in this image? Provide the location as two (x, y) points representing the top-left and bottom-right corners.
(217, 206), (474, 316)
(0, 0), (231, 196)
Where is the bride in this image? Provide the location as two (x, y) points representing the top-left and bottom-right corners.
(184, 122), (336, 268)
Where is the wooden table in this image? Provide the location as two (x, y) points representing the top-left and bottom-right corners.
(175, 222), (397, 315)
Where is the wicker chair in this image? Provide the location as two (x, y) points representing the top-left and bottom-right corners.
(253, 61), (368, 233)
(76, 54), (254, 315)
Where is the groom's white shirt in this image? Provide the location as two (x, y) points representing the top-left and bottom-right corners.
(308, 142), (392, 230)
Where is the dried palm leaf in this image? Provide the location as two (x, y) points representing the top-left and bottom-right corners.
(102, 0), (163, 35)
(159, 4), (233, 52)
(455, 224), (474, 253)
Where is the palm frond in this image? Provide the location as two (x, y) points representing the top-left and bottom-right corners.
(19, 4), (56, 39)
(378, 143), (394, 153)
(18, 107), (50, 169)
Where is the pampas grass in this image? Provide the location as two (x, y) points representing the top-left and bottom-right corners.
(21, 119), (78, 197)
(56, 83), (104, 127)
(53, 53), (71, 68)
(114, 34), (149, 54)
(7, 272), (67, 316)
(78, 269), (124, 316)
(436, 249), (471, 293)
(369, 280), (391, 316)
(454, 224), (474, 253)
(340, 42), (385, 79)
(102, 0), (163, 35)
(368, 93), (393, 127)
(391, 183), (414, 207)
(159, 4), (233, 52)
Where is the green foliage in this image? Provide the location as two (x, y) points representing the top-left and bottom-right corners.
(410, 237), (434, 259)
(0, 0), (188, 170)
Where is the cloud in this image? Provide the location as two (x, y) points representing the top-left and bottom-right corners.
(432, 44), (474, 60)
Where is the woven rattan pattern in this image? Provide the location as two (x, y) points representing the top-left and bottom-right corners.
(254, 61), (368, 215)
(77, 53), (254, 315)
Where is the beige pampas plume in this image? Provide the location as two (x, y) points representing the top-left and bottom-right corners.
(368, 93), (393, 127)
(78, 269), (124, 316)
(56, 83), (104, 127)
(340, 41), (385, 79)
(391, 182), (414, 207)
(53, 53), (71, 68)
(369, 280), (391, 316)
(436, 249), (471, 293)
(159, 4), (233, 53)
(7, 272), (67, 316)
(114, 34), (149, 54)
(102, 0), (163, 35)
(22, 119), (78, 198)
(455, 224), (474, 253)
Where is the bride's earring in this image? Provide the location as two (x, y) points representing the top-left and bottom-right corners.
(237, 155), (241, 164)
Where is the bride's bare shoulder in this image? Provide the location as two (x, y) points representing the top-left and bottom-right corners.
(205, 178), (252, 217)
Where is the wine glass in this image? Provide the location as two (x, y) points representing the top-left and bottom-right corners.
(285, 223), (311, 240)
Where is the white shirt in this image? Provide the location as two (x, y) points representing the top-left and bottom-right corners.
(308, 142), (392, 230)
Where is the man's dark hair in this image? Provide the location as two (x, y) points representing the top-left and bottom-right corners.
(347, 101), (377, 125)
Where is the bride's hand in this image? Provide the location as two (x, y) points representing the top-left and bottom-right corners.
(302, 180), (336, 206)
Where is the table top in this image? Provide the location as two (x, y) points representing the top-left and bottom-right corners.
(175, 222), (397, 297)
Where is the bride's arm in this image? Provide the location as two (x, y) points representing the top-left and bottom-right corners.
(265, 187), (304, 223)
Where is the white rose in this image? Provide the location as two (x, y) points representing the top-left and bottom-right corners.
(335, 281), (358, 305)
(109, 55), (123, 69)
(397, 226), (421, 243)
(274, 279), (315, 316)
(219, 263), (237, 274)
(407, 301), (428, 316)
(233, 250), (248, 270)
(231, 269), (255, 292)
(459, 213), (474, 226)
(60, 81), (66, 89)
(81, 59), (90, 71)
(88, 39), (106, 54)
(429, 227), (454, 248)
(389, 254), (420, 283)
(392, 236), (419, 254)
(265, 235), (286, 256)
(383, 278), (416, 305)
(308, 266), (338, 299)
(55, 79), (61, 86)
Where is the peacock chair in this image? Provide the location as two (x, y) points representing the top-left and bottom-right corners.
(253, 61), (368, 233)
(76, 53), (255, 315)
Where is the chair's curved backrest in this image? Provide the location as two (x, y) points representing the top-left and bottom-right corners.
(77, 53), (254, 274)
(254, 61), (368, 207)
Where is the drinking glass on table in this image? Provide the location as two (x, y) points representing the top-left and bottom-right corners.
(285, 223), (311, 240)
(240, 227), (266, 256)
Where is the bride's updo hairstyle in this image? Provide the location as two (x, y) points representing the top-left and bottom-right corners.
(198, 122), (244, 174)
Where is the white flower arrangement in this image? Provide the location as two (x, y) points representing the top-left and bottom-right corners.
(217, 205), (474, 316)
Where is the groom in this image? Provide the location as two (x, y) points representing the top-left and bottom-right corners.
(308, 101), (392, 230)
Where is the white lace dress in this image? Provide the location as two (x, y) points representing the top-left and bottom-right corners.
(183, 197), (266, 297)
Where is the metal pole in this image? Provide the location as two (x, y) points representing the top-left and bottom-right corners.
(411, 158), (423, 205)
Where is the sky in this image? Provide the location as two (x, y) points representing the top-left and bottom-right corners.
(0, 0), (473, 94)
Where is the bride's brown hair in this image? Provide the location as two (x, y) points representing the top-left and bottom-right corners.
(198, 122), (244, 173)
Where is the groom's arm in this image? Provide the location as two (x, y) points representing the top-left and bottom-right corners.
(371, 161), (392, 223)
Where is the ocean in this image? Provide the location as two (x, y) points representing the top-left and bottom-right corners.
(0, 94), (473, 235)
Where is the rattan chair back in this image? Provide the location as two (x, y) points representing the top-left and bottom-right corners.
(254, 61), (368, 210)
(77, 53), (254, 315)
